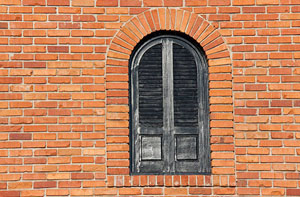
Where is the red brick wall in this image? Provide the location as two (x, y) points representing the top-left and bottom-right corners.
(0, 0), (299, 196)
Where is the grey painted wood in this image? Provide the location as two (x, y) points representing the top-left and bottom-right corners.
(131, 39), (164, 173)
(173, 43), (198, 127)
(138, 44), (163, 128)
(141, 136), (162, 160)
(162, 38), (175, 173)
(130, 34), (210, 175)
(176, 135), (198, 160)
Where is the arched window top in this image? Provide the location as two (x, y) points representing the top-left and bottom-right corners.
(131, 34), (208, 72)
(130, 33), (210, 175)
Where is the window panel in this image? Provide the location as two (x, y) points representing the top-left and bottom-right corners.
(176, 135), (198, 160)
(141, 136), (162, 161)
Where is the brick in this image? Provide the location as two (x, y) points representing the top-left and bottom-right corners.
(287, 189), (300, 196)
(235, 109), (257, 115)
(8, 182), (32, 189)
(48, 46), (69, 53)
(0, 191), (21, 197)
(238, 188), (260, 195)
(35, 85), (57, 92)
(271, 100), (292, 107)
(94, 188), (117, 195)
(0, 93), (22, 100)
(246, 100), (269, 107)
(46, 189), (69, 196)
(72, 0), (93, 6)
(120, 0), (142, 6)
(83, 8), (105, 14)
(0, 77), (22, 84)
(96, 0), (118, 6)
(10, 22), (33, 29)
(59, 165), (81, 172)
(260, 140), (282, 147)
(34, 181), (56, 188)
(23, 190), (46, 197)
(24, 158), (46, 164)
(70, 189), (93, 196)
(10, 133), (32, 140)
(23, 142), (46, 148)
(214, 188), (235, 195)
(0, 158), (22, 165)
(9, 166), (32, 173)
(23, 0), (45, 6)
(47, 0), (69, 6)
(245, 37), (267, 44)
(208, 0), (229, 5)
(233, 0), (254, 5)
(245, 84), (266, 91)
(118, 188), (141, 195)
(164, 0), (182, 6)
(58, 181), (81, 188)
(242, 7), (264, 13)
(82, 180), (105, 188)
(71, 173), (94, 180)
(73, 15), (95, 22)
(143, 0), (162, 6)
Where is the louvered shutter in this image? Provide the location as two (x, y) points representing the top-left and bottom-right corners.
(132, 42), (165, 173)
(172, 43), (209, 173)
(131, 35), (210, 174)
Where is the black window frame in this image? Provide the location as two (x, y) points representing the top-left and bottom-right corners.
(130, 33), (211, 175)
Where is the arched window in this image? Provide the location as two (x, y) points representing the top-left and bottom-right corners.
(130, 33), (210, 175)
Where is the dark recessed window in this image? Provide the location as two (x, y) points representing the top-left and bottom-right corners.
(130, 33), (210, 175)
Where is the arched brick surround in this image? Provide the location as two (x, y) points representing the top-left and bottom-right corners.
(105, 8), (234, 194)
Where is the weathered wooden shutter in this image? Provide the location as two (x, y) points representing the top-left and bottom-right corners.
(131, 35), (210, 174)
(172, 43), (210, 173)
(132, 42), (165, 173)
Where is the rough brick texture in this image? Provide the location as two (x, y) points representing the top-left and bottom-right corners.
(0, 0), (299, 196)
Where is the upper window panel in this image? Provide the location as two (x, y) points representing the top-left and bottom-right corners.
(130, 34), (210, 175)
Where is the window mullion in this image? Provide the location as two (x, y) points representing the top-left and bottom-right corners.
(162, 38), (175, 173)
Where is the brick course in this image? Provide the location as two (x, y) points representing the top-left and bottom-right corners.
(0, 0), (299, 196)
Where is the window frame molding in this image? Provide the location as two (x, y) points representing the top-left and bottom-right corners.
(130, 34), (211, 175)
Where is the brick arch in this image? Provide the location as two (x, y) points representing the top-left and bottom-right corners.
(106, 8), (231, 64)
(105, 8), (234, 190)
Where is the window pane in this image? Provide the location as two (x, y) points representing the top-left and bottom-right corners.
(138, 44), (163, 127)
(173, 43), (199, 127)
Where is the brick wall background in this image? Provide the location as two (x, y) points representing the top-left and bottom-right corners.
(0, 0), (299, 196)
